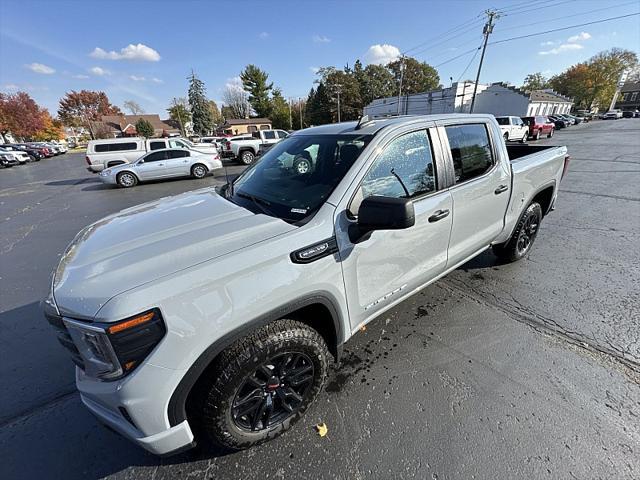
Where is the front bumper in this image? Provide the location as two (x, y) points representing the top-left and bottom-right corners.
(82, 393), (195, 455)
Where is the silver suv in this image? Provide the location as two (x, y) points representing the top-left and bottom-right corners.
(44, 115), (568, 455)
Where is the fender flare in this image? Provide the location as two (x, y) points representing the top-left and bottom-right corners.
(167, 292), (345, 427)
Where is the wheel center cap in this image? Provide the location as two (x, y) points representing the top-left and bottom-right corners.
(266, 376), (280, 391)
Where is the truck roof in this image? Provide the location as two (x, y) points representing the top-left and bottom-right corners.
(293, 114), (496, 137)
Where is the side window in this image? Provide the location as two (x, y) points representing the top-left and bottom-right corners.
(445, 123), (494, 184)
(263, 131), (276, 140)
(168, 150), (189, 159)
(360, 130), (436, 201)
(144, 151), (167, 162)
(94, 144), (109, 153)
(277, 130), (289, 139)
(149, 141), (166, 151)
(169, 140), (188, 149)
(110, 142), (138, 152)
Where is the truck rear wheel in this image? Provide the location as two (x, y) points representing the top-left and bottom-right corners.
(240, 150), (255, 165)
(492, 202), (542, 262)
(194, 319), (329, 450)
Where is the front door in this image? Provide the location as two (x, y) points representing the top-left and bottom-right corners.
(335, 128), (453, 331)
(439, 122), (510, 268)
(135, 150), (168, 180)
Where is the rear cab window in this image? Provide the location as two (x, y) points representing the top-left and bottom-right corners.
(444, 123), (494, 184)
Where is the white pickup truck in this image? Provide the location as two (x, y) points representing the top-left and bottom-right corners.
(221, 129), (289, 164)
(46, 114), (570, 455)
(85, 137), (218, 172)
(495, 116), (529, 143)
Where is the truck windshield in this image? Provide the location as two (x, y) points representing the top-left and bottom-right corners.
(226, 133), (373, 223)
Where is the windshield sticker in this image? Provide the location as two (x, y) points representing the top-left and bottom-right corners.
(291, 208), (308, 214)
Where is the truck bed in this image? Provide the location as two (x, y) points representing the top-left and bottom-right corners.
(506, 144), (562, 162)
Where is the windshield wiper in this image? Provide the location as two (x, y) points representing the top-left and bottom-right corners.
(235, 192), (276, 217)
(390, 168), (410, 197)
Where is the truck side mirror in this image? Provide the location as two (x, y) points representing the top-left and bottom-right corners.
(349, 196), (415, 243)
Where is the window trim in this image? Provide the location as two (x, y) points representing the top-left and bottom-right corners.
(437, 121), (500, 190)
(346, 127), (444, 217)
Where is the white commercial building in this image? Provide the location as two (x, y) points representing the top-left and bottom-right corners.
(363, 81), (573, 118)
(363, 81), (488, 117)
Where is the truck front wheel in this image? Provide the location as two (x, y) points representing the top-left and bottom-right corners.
(240, 150), (255, 165)
(194, 319), (329, 450)
(492, 202), (542, 262)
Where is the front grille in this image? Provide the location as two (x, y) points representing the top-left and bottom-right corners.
(45, 311), (85, 370)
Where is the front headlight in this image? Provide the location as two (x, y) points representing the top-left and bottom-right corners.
(63, 309), (166, 381)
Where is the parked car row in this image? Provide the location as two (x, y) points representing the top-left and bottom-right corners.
(495, 111), (598, 145)
(219, 129), (290, 164)
(0, 141), (68, 168)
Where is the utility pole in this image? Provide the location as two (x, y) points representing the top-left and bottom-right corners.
(299, 98), (303, 129)
(336, 85), (342, 123)
(470, 10), (499, 113)
(288, 97), (293, 130)
(396, 55), (405, 115)
(608, 69), (629, 112)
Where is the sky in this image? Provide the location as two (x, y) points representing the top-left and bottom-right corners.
(1, 0), (638, 116)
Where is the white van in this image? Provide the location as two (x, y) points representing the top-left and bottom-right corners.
(85, 137), (218, 172)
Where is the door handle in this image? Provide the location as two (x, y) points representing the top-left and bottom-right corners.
(494, 184), (509, 194)
(428, 209), (450, 223)
(157, 163), (164, 166)
(183, 160), (189, 163)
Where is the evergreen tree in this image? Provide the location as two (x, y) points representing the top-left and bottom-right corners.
(135, 118), (155, 138)
(240, 64), (273, 118)
(306, 83), (332, 125)
(270, 88), (290, 129)
(188, 71), (214, 135)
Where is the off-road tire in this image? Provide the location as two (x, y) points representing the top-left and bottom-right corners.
(492, 202), (543, 262)
(520, 132), (527, 143)
(503, 132), (509, 142)
(191, 163), (208, 179)
(116, 171), (138, 188)
(293, 158), (312, 175)
(240, 150), (255, 165)
(194, 319), (329, 450)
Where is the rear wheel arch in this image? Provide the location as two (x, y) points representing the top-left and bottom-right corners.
(167, 294), (345, 428)
(531, 184), (555, 216)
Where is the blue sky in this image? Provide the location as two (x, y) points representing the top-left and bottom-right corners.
(1, 0), (638, 115)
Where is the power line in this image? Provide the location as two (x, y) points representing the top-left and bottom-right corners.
(457, 39), (484, 82)
(500, 0), (575, 16)
(489, 12), (640, 46)
(402, 16), (484, 55)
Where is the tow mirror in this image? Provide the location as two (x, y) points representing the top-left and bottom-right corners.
(349, 196), (415, 243)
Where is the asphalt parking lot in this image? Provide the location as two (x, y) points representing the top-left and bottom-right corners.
(1, 120), (639, 479)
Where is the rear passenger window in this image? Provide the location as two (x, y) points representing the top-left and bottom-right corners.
(263, 131), (276, 140)
(445, 124), (494, 184)
(149, 141), (166, 151)
(144, 151), (167, 162)
(361, 130), (436, 200)
(169, 150), (189, 158)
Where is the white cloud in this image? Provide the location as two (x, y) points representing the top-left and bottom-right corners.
(25, 62), (55, 74)
(151, 77), (163, 84)
(312, 34), (331, 43)
(568, 31), (591, 43)
(1, 83), (48, 92)
(89, 66), (110, 76)
(73, 74), (90, 79)
(540, 40), (556, 46)
(363, 44), (400, 65)
(2, 83), (20, 90)
(539, 43), (584, 55)
(258, 32), (269, 39)
(129, 75), (146, 81)
(90, 43), (161, 62)
(309, 66), (320, 74)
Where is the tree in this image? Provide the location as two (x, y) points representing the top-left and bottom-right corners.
(270, 88), (290, 129)
(123, 100), (144, 115)
(167, 97), (191, 136)
(188, 72), (214, 135)
(549, 48), (638, 109)
(522, 73), (550, 91)
(32, 110), (65, 141)
(208, 100), (223, 126)
(317, 67), (362, 121)
(387, 57), (440, 95)
(305, 83), (332, 125)
(0, 92), (46, 139)
(57, 90), (122, 138)
(240, 64), (273, 118)
(135, 118), (155, 138)
(222, 85), (251, 119)
(359, 63), (396, 105)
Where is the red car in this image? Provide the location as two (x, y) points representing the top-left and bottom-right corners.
(522, 116), (555, 140)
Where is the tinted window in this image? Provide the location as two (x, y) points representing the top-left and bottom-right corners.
(168, 150), (189, 158)
(445, 124), (494, 184)
(169, 140), (189, 149)
(144, 151), (167, 162)
(277, 131), (289, 139)
(263, 131), (276, 140)
(361, 130), (436, 200)
(149, 141), (166, 151)
(94, 142), (138, 153)
(495, 117), (509, 126)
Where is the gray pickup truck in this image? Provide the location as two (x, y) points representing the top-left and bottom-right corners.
(44, 114), (569, 455)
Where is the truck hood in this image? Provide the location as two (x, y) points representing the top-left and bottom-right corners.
(52, 188), (296, 319)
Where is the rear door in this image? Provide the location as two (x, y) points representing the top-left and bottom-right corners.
(439, 121), (510, 268)
(165, 149), (191, 177)
(336, 126), (453, 330)
(261, 130), (278, 145)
